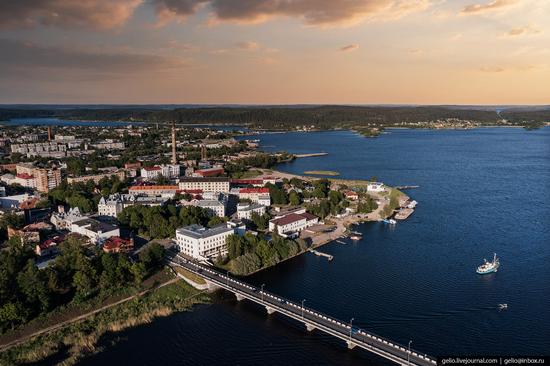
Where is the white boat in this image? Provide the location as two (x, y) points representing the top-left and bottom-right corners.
(476, 253), (500, 275)
(498, 303), (508, 310)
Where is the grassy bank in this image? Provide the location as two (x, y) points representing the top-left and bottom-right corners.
(0, 277), (209, 366)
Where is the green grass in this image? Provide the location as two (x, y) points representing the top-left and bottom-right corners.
(0, 277), (209, 366)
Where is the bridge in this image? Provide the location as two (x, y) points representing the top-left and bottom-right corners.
(169, 255), (436, 366)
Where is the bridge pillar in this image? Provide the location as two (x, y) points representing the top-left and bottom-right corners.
(235, 293), (244, 301)
(305, 324), (316, 332)
(265, 306), (276, 315)
(346, 341), (356, 350)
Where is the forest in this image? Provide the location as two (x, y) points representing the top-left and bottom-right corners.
(2, 105), (549, 129)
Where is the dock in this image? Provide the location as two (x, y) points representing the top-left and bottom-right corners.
(336, 240), (346, 245)
(395, 208), (414, 220)
(395, 185), (420, 190)
(295, 152), (328, 158)
(309, 249), (334, 261)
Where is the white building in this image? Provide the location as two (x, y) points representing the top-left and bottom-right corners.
(70, 218), (120, 244)
(196, 200), (226, 217)
(367, 182), (385, 192)
(179, 177), (230, 193)
(0, 193), (32, 209)
(236, 203), (266, 220)
(141, 166), (162, 180)
(51, 207), (86, 230)
(98, 193), (168, 217)
(141, 165), (180, 181)
(237, 188), (271, 206)
(175, 224), (234, 260)
(269, 212), (318, 237)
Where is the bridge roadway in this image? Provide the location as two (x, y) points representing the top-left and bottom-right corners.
(170, 255), (436, 366)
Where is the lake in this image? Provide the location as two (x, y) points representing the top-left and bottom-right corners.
(81, 127), (550, 365)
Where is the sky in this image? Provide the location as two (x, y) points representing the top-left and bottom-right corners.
(0, 0), (549, 105)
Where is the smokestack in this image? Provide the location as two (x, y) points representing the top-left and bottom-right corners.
(171, 121), (177, 165)
(47, 126), (52, 141)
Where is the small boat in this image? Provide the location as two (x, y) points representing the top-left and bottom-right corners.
(383, 219), (397, 225)
(350, 235), (361, 241)
(407, 200), (418, 209)
(498, 303), (508, 310)
(476, 253), (500, 275)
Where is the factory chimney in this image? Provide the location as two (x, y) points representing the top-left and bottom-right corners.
(47, 126), (52, 141)
(171, 121), (177, 165)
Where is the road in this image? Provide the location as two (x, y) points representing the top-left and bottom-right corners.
(170, 254), (436, 366)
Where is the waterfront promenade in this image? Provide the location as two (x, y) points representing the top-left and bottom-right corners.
(170, 254), (436, 366)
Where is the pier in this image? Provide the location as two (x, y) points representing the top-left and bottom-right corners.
(309, 248), (334, 261)
(395, 185), (420, 190)
(294, 152), (328, 158)
(170, 255), (436, 366)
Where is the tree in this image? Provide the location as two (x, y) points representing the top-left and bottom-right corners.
(73, 257), (96, 302)
(289, 190), (301, 206)
(130, 262), (146, 287)
(17, 259), (51, 312)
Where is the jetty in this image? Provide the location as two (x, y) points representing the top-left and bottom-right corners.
(395, 185), (420, 190)
(395, 208), (414, 220)
(295, 152), (328, 158)
(309, 249), (334, 261)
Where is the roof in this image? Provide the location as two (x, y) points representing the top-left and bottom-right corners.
(270, 213), (307, 226)
(180, 177), (230, 182)
(143, 166), (162, 171)
(239, 188), (270, 194)
(195, 167), (224, 173)
(103, 236), (132, 250)
(16, 173), (34, 180)
(176, 224), (233, 240)
(230, 179), (263, 184)
(129, 185), (178, 191)
(196, 200), (224, 207)
(72, 218), (118, 233)
(301, 212), (318, 221)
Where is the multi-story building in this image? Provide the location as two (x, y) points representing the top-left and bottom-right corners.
(192, 167), (224, 177)
(269, 212), (318, 237)
(15, 163), (61, 192)
(51, 207), (86, 230)
(128, 185), (179, 198)
(141, 165), (180, 181)
(236, 203), (266, 220)
(237, 188), (271, 206)
(179, 177), (230, 193)
(90, 140), (125, 150)
(70, 218), (120, 244)
(141, 166), (162, 180)
(196, 200), (226, 217)
(175, 224), (234, 260)
(367, 182), (385, 192)
(67, 170), (125, 185)
(98, 193), (168, 217)
(11, 142), (67, 157)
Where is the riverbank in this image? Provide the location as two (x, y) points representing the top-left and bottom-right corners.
(0, 271), (210, 366)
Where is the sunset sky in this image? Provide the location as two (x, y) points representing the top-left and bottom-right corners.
(0, 0), (549, 105)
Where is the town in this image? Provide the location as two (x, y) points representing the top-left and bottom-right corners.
(0, 121), (418, 363)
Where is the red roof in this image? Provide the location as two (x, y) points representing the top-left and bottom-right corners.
(271, 213), (307, 226)
(16, 173), (34, 180)
(130, 185), (178, 191)
(103, 236), (133, 251)
(143, 166), (161, 171)
(230, 179), (263, 184)
(239, 188), (270, 194)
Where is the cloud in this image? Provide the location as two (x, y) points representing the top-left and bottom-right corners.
(503, 25), (541, 37)
(479, 66), (505, 73)
(0, 38), (187, 77)
(340, 44), (360, 52)
(461, 0), (517, 15)
(154, 0), (431, 27)
(0, 0), (142, 30)
(235, 41), (260, 50)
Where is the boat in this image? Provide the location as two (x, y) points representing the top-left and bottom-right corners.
(476, 253), (500, 274)
(406, 200), (418, 209)
(383, 219), (397, 225)
(498, 303), (508, 310)
(350, 235), (361, 241)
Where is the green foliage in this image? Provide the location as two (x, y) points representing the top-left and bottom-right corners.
(117, 204), (213, 239)
(139, 243), (166, 272)
(266, 183), (288, 205)
(357, 195), (378, 214)
(250, 212), (271, 231)
(307, 189), (348, 218)
(289, 190), (301, 206)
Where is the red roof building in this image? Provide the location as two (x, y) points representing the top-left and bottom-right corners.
(194, 167), (225, 177)
(239, 188), (270, 194)
(103, 236), (134, 253)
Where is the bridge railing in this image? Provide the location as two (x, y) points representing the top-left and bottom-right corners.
(171, 256), (436, 365)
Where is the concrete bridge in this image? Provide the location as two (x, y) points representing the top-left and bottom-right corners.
(170, 255), (436, 366)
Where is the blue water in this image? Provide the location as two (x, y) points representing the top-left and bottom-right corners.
(82, 128), (550, 365)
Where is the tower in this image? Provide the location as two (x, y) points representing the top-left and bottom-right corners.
(171, 121), (177, 165)
(47, 126), (52, 141)
(201, 144), (207, 161)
